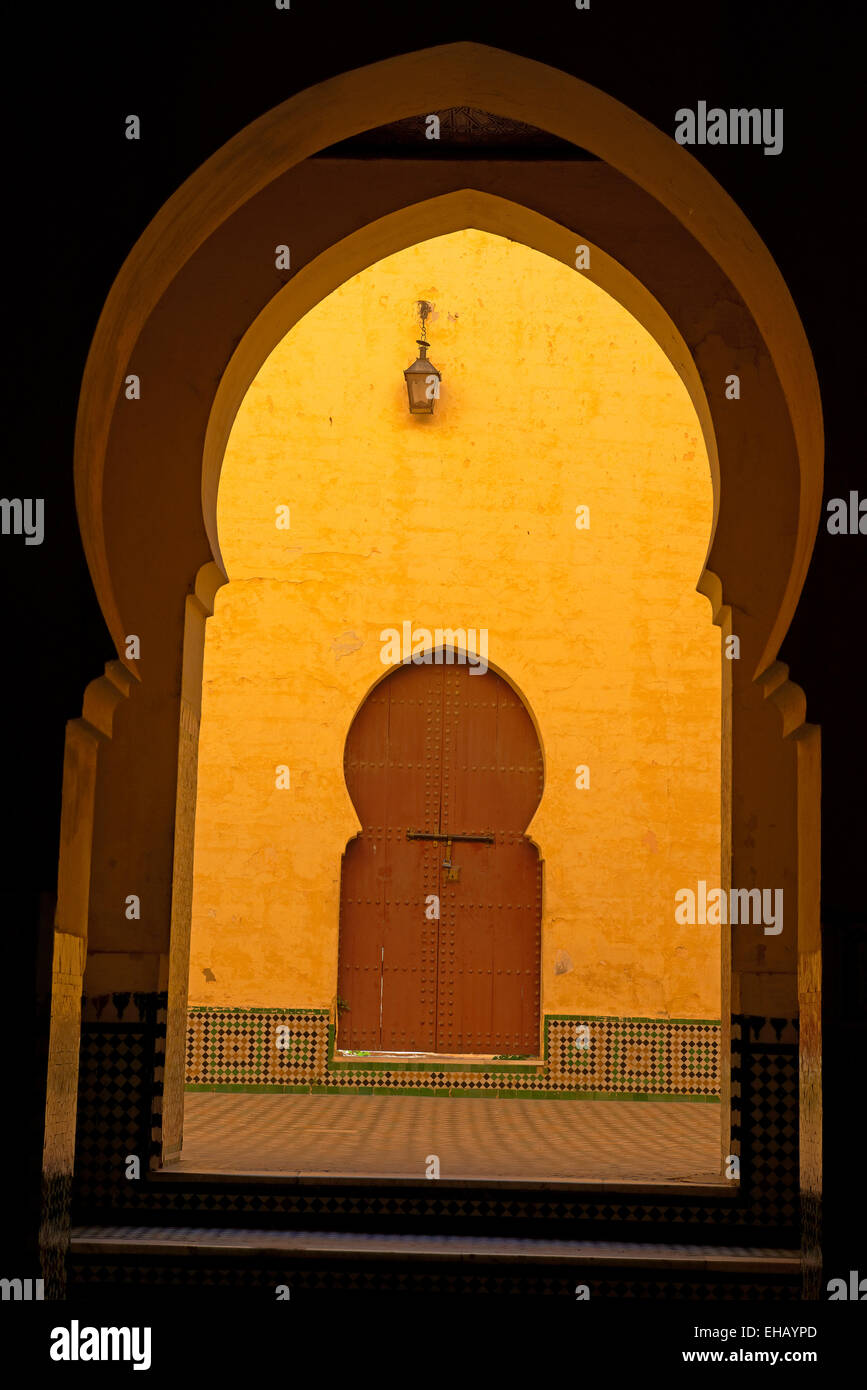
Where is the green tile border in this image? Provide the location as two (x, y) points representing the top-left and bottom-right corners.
(185, 1080), (720, 1103)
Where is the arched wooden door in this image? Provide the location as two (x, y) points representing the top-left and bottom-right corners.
(337, 659), (542, 1055)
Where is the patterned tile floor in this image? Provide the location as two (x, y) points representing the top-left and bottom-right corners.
(174, 1093), (723, 1183)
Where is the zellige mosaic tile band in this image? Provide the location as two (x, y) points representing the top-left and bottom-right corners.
(185, 1008), (720, 1099)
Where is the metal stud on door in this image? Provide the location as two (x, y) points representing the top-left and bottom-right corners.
(338, 663), (442, 1051)
(437, 663), (542, 1054)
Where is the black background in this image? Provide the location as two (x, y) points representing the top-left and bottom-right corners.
(2, 0), (864, 1298)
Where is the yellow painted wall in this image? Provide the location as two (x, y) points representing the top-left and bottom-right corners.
(188, 229), (721, 1022)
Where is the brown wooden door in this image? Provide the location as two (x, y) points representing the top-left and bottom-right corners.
(338, 659), (542, 1054)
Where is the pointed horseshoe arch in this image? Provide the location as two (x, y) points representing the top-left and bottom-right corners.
(74, 42), (822, 675)
(49, 43), (821, 1251)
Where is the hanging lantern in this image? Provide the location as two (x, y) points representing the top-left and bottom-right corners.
(404, 300), (441, 414)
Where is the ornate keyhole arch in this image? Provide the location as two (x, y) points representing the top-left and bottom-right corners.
(338, 653), (544, 1056)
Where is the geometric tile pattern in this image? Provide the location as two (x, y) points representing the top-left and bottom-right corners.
(186, 1008), (720, 1099)
(73, 1025), (152, 1218)
(186, 1008), (327, 1088)
(72, 992), (167, 1220)
(546, 1017), (719, 1097)
(732, 1016), (799, 1235)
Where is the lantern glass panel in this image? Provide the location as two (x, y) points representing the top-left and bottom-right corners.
(404, 339), (440, 413)
(408, 376), (426, 412)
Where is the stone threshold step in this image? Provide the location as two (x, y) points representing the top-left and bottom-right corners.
(153, 1167), (731, 1195)
(70, 1227), (799, 1273)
